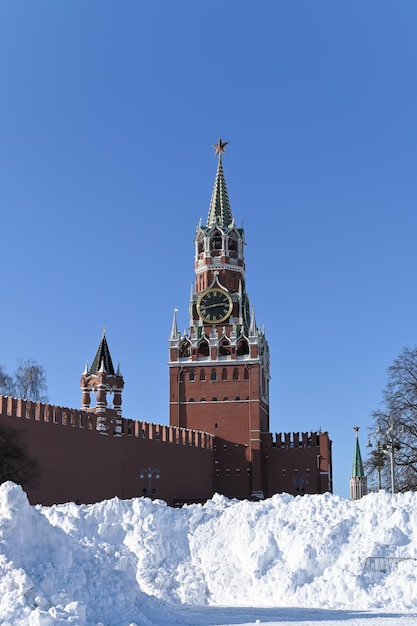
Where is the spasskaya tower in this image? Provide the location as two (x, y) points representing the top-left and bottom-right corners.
(169, 139), (270, 499)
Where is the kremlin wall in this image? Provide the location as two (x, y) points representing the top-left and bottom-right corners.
(0, 392), (331, 506)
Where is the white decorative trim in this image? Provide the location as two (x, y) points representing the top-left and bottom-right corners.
(195, 263), (244, 275)
(168, 358), (261, 366)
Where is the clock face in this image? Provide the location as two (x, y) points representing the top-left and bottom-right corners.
(197, 289), (233, 324)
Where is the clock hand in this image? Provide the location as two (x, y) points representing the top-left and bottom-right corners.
(202, 303), (225, 309)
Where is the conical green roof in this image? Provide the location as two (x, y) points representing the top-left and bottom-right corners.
(206, 154), (233, 228)
(89, 332), (115, 375)
(351, 431), (365, 478)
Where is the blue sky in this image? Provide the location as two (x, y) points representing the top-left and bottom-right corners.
(1, 1), (416, 498)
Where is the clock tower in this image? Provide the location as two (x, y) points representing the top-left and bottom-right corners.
(169, 140), (270, 499)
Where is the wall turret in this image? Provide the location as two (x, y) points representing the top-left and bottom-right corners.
(80, 329), (124, 435)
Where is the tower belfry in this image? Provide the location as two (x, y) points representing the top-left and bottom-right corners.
(80, 329), (124, 435)
(169, 140), (270, 499)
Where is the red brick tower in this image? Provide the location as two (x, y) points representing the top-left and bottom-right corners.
(169, 140), (270, 499)
(80, 329), (124, 436)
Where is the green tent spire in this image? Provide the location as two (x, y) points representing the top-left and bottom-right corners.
(351, 426), (365, 478)
(89, 328), (115, 376)
(206, 139), (234, 228)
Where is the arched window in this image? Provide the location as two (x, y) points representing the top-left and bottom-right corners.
(179, 340), (191, 358)
(219, 338), (231, 357)
(200, 369), (206, 381)
(189, 371), (195, 381)
(228, 231), (238, 254)
(201, 397), (206, 402)
(223, 396), (228, 401)
(222, 368), (228, 381)
(212, 397), (217, 401)
(235, 396), (240, 401)
(233, 367), (238, 381)
(237, 339), (249, 356)
(244, 368), (249, 380)
(211, 368), (217, 381)
(198, 339), (209, 357)
(211, 230), (222, 251)
(197, 234), (204, 255)
(189, 397), (195, 402)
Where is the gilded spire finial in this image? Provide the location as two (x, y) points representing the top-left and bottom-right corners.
(212, 138), (228, 156)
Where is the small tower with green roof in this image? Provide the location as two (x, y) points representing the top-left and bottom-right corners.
(350, 426), (367, 500)
(80, 329), (124, 435)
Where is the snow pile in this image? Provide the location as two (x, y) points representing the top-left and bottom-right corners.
(1, 482), (417, 625)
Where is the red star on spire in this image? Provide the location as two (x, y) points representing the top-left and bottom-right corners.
(212, 138), (229, 155)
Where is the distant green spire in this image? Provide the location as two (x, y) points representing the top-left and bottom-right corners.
(206, 141), (234, 228)
(351, 426), (365, 478)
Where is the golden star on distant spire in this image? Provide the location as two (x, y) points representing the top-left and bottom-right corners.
(213, 138), (229, 155)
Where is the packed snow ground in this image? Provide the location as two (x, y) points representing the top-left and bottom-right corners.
(1, 483), (417, 625)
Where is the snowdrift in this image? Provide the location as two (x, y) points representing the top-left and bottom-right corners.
(1, 482), (417, 625)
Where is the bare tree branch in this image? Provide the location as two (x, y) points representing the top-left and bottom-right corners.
(369, 346), (417, 492)
(0, 365), (15, 396)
